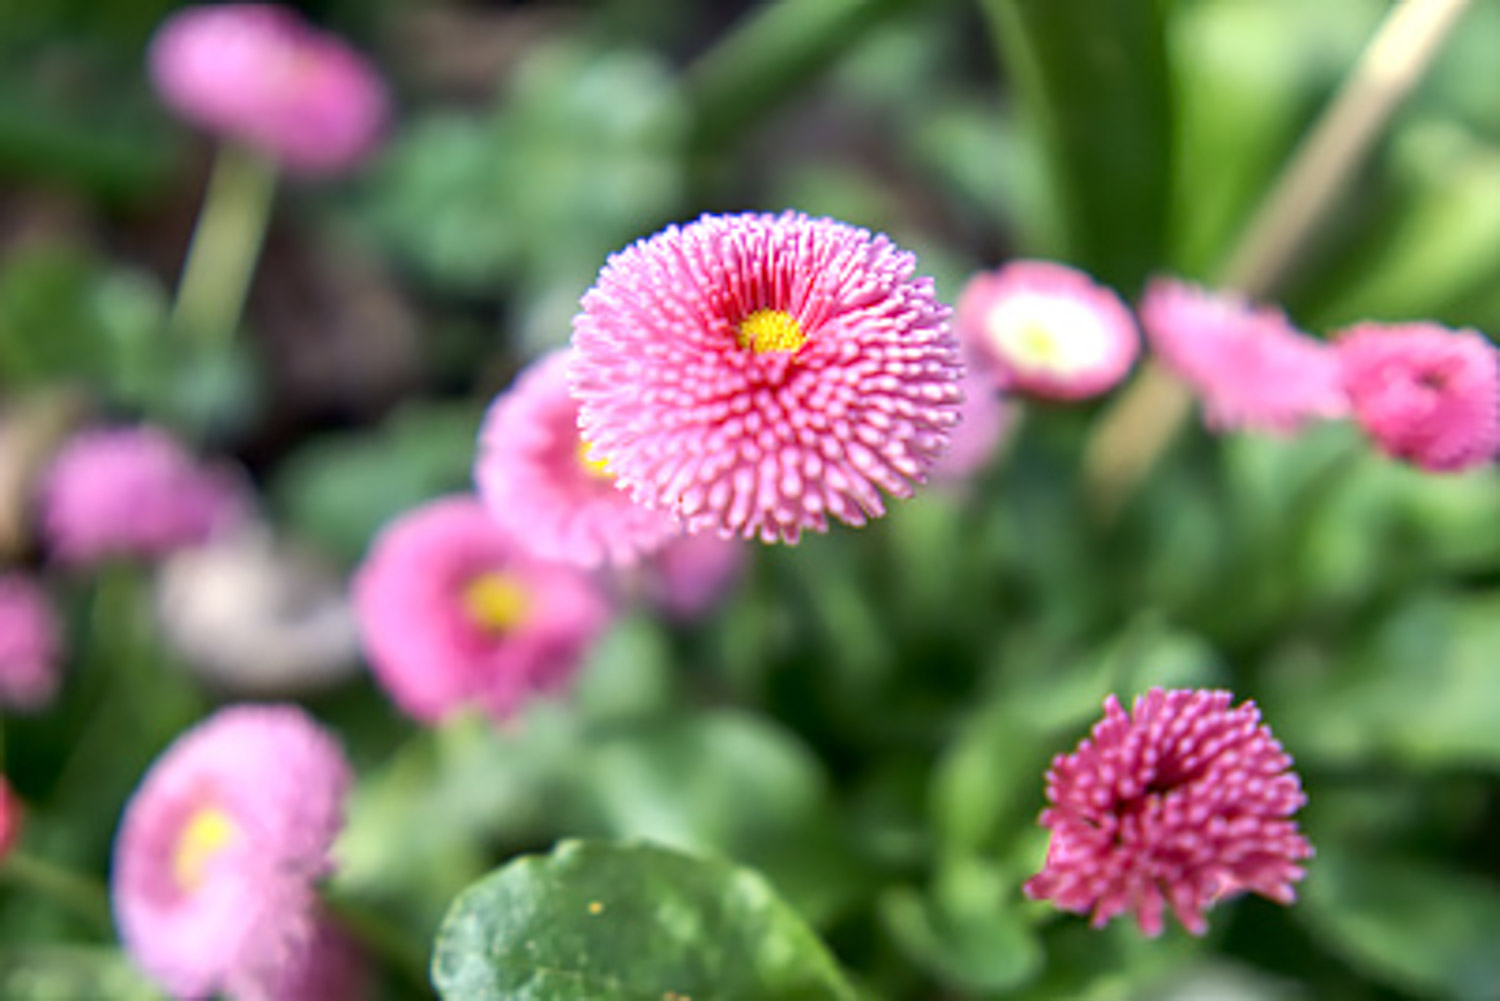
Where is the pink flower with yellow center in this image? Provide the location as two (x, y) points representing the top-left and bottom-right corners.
(476, 349), (679, 568)
(1336, 321), (1499, 473)
(112, 705), (354, 999)
(1025, 688), (1313, 937)
(955, 260), (1139, 400)
(0, 573), (63, 712)
(352, 496), (614, 724)
(570, 212), (962, 544)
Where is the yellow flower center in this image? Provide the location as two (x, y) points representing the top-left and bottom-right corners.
(462, 572), (530, 633)
(173, 807), (237, 891)
(576, 439), (613, 480)
(986, 296), (1111, 376)
(737, 309), (806, 354)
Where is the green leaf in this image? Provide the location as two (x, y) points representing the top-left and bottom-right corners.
(431, 840), (859, 1001)
(0, 947), (160, 1001)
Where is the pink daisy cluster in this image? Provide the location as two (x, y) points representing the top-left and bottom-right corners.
(1025, 688), (1312, 937)
(112, 705), (361, 1000)
(353, 496), (613, 724)
(0, 573), (63, 712)
(570, 211), (963, 544)
(149, 3), (387, 176)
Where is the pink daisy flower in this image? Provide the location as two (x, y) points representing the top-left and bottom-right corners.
(641, 531), (746, 621)
(352, 495), (614, 725)
(0, 573), (63, 712)
(570, 211), (963, 544)
(149, 3), (388, 176)
(1141, 278), (1348, 434)
(0, 777), (21, 864)
(40, 426), (247, 566)
(930, 355), (1012, 483)
(1336, 322), (1499, 473)
(257, 915), (366, 1001)
(1024, 688), (1313, 938)
(476, 349), (679, 568)
(112, 704), (352, 1000)
(955, 260), (1139, 400)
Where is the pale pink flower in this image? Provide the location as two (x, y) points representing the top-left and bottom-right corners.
(40, 426), (247, 566)
(641, 531), (746, 621)
(930, 355), (1011, 483)
(352, 496), (614, 725)
(1336, 322), (1499, 472)
(112, 705), (352, 1000)
(1141, 278), (1348, 434)
(476, 349), (678, 568)
(956, 260), (1138, 400)
(570, 212), (962, 544)
(1025, 688), (1313, 938)
(149, 3), (388, 176)
(0, 573), (63, 711)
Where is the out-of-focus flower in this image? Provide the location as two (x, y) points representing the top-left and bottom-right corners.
(1336, 321), (1500, 473)
(0, 777), (22, 863)
(1024, 688), (1312, 937)
(1141, 278), (1348, 434)
(112, 704), (353, 1000)
(353, 496), (614, 725)
(641, 531), (746, 621)
(956, 260), (1138, 400)
(570, 211), (962, 544)
(40, 426), (248, 566)
(149, 3), (388, 176)
(0, 573), (63, 712)
(476, 349), (678, 568)
(929, 355), (1012, 483)
(155, 525), (362, 696)
(256, 915), (366, 1001)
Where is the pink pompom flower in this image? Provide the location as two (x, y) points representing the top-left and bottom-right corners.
(40, 426), (247, 566)
(1024, 688), (1313, 938)
(112, 704), (354, 1000)
(955, 260), (1139, 400)
(0, 573), (63, 711)
(149, 3), (388, 176)
(476, 349), (679, 568)
(570, 211), (963, 544)
(353, 496), (614, 725)
(1141, 278), (1348, 434)
(1336, 321), (1499, 473)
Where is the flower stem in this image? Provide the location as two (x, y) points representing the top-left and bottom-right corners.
(1, 850), (115, 936)
(166, 142), (279, 352)
(1081, 0), (1471, 517)
(323, 890), (433, 997)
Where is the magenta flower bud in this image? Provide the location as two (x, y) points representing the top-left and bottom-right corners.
(0, 777), (22, 864)
(0, 573), (63, 712)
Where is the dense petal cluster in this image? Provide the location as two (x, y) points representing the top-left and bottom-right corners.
(1336, 322), (1499, 472)
(1025, 688), (1313, 937)
(956, 260), (1138, 400)
(476, 349), (679, 568)
(40, 427), (247, 566)
(1142, 279), (1347, 433)
(149, 3), (387, 175)
(112, 705), (354, 999)
(570, 212), (963, 544)
(0, 573), (63, 711)
(353, 496), (614, 724)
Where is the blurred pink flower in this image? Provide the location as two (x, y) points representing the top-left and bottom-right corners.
(641, 531), (746, 621)
(112, 704), (353, 1000)
(257, 915), (366, 1001)
(929, 355), (1011, 483)
(40, 426), (247, 566)
(476, 349), (679, 568)
(1141, 278), (1348, 434)
(0, 777), (21, 863)
(353, 496), (614, 725)
(0, 573), (63, 711)
(570, 211), (962, 544)
(149, 3), (388, 176)
(1336, 321), (1500, 473)
(1025, 688), (1313, 938)
(956, 260), (1138, 400)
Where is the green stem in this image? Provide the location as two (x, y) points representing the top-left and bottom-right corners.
(323, 890), (433, 997)
(166, 142), (279, 352)
(1, 851), (115, 936)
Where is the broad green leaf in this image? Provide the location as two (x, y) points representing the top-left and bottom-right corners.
(431, 840), (859, 1001)
(0, 947), (159, 1001)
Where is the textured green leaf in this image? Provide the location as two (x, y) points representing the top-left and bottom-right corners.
(432, 841), (859, 1001)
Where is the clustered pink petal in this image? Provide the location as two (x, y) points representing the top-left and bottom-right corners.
(955, 260), (1139, 400)
(112, 704), (354, 1000)
(0, 573), (64, 711)
(0, 777), (21, 864)
(40, 426), (247, 566)
(1336, 321), (1500, 473)
(476, 349), (679, 568)
(1142, 278), (1348, 434)
(149, 3), (388, 176)
(352, 496), (614, 724)
(930, 355), (1011, 483)
(570, 211), (963, 544)
(1024, 688), (1313, 938)
(641, 531), (746, 621)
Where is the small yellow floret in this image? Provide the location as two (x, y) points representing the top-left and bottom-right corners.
(576, 439), (612, 479)
(1011, 321), (1065, 368)
(463, 572), (530, 633)
(737, 309), (806, 354)
(173, 807), (237, 891)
